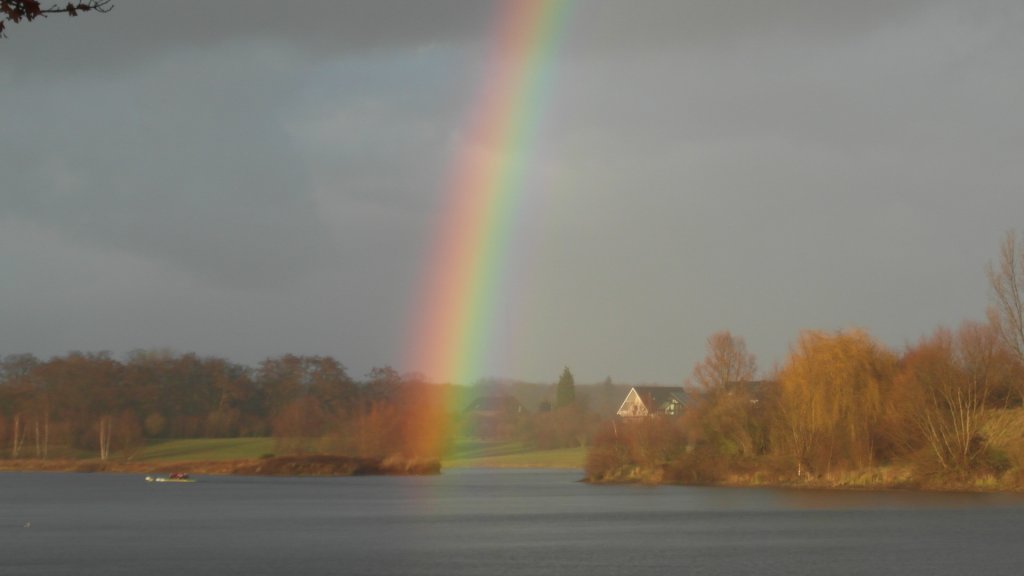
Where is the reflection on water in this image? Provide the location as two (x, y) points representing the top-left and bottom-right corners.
(3, 469), (1024, 576)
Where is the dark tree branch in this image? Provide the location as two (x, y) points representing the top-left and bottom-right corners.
(1, 1), (113, 38)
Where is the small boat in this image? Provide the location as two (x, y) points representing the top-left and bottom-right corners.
(145, 473), (195, 483)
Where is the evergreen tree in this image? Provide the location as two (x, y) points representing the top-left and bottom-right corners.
(556, 367), (576, 408)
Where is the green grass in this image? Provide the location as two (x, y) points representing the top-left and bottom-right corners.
(443, 439), (586, 469)
(136, 438), (276, 462)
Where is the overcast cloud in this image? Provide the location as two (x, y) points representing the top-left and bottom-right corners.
(2, 1), (1023, 384)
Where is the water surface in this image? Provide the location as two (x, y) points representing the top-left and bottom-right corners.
(3, 468), (1024, 575)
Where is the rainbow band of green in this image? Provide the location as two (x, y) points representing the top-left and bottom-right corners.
(408, 0), (572, 386)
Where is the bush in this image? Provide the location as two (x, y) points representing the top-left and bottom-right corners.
(585, 418), (687, 482)
(665, 446), (731, 484)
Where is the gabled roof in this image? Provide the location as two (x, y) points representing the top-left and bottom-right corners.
(633, 386), (688, 408)
(617, 386), (688, 417)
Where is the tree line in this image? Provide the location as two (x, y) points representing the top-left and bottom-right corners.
(0, 351), (455, 460)
(0, 348), (617, 461)
(588, 231), (1024, 487)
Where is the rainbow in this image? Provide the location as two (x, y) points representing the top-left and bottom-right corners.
(407, 0), (572, 387)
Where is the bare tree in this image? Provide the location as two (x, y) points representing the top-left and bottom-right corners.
(987, 230), (1024, 366)
(688, 331), (757, 392)
(1, 1), (112, 37)
(687, 331), (761, 457)
(11, 414), (26, 458)
(98, 415), (112, 460)
(901, 323), (1013, 475)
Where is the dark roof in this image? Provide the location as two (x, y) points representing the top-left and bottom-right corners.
(721, 380), (777, 400)
(632, 386), (688, 411)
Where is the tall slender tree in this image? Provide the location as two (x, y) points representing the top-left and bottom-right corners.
(556, 367), (576, 408)
(987, 230), (1024, 377)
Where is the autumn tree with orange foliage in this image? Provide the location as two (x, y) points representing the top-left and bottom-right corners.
(774, 329), (897, 477)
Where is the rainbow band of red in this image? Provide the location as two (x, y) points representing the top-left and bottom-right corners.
(407, 0), (572, 386)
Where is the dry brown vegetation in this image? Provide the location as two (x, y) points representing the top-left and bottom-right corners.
(586, 233), (1024, 490)
(587, 321), (1024, 491)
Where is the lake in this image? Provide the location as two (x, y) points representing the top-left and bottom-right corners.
(3, 468), (1024, 575)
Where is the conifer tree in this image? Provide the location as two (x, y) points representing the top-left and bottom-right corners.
(556, 367), (576, 408)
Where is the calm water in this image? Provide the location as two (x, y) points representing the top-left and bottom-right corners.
(3, 468), (1024, 575)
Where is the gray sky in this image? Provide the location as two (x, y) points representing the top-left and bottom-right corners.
(2, 1), (1022, 384)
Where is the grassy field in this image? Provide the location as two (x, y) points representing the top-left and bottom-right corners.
(135, 438), (276, 462)
(129, 437), (584, 469)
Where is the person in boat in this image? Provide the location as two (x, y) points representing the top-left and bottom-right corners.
(168, 472), (190, 480)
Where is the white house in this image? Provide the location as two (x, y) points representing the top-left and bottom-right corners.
(616, 386), (689, 418)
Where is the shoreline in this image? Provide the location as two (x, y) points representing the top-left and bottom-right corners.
(0, 455), (440, 477)
(8, 457), (1020, 493)
(583, 465), (1024, 493)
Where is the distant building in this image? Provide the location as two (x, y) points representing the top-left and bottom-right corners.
(616, 386), (689, 418)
